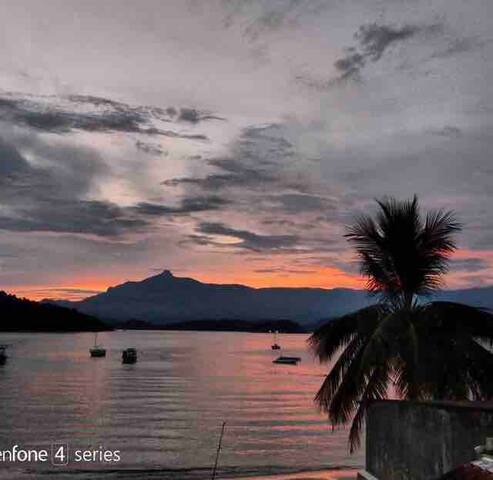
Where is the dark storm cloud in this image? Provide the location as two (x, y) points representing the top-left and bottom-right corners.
(133, 196), (227, 216)
(163, 124), (336, 253)
(0, 93), (215, 139)
(0, 139), (28, 174)
(0, 136), (223, 238)
(0, 201), (148, 237)
(267, 193), (336, 214)
(356, 23), (424, 61)
(177, 108), (225, 124)
(333, 23), (440, 82)
(195, 222), (299, 251)
(162, 125), (293, 190)
(65, 94), (134, 109)
(178, 108), (201, 123)
(162, 159), (275, 189)
(0, 139), (148, 236)
(261, 218), (298, 227)
(0, 136), (106, 202)
(0, 95), (148, 134)
(333, 52), (366, 81)
(158, 130), (208, 141)
(135, 140), (167, 156)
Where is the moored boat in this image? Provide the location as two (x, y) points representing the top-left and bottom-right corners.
(271, 330), (281, 350)
(273, 356), (301, 365)
(122, 348), (137, 364)
(89, 333), (106, 357)
(0, 345), (8, 364)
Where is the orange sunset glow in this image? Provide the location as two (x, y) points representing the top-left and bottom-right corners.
(9, 246), (492, 302)
(10, 267), (365, 302)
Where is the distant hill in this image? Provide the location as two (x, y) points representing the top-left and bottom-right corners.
(48, 270), (372, 325)
(0, 291), (108, 332)
(46, 270), (493, 326)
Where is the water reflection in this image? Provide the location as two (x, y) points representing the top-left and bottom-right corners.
(0, 331), (363, 479)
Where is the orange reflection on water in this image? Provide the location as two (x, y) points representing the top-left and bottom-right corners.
(0, 331), (364, 475)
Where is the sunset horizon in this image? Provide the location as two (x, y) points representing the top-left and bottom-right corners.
(8, 248), (492, 302)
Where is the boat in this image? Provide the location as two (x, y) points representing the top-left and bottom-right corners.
(122, 348), (137, 364)
(89, 333), (106, 357)
(0, 345), (8, 365)
(271, 330), (281, 350)
(273, 356), (301, 365)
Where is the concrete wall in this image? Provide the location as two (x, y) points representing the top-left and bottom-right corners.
(365, 400), (493, 480)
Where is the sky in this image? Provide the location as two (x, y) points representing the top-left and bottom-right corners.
(0, 0), (492, 300)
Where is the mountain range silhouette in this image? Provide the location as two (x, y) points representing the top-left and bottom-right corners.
(47, 270), (493, 326)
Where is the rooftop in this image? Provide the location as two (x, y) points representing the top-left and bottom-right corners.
(440, 457), (493, 479)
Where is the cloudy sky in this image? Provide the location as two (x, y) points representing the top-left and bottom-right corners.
(0, 0), (492, 299)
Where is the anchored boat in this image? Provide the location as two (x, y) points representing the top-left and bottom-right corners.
(273, 356), (301, 365)
(122, 348), (137, 364)
(0, 345), (8, 365)
(89, 333), (106, 357)
(271, 330), (281, 350)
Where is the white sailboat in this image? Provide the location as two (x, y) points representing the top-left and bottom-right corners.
(271, 330), (281, 350)
(89, 333), (106, 357)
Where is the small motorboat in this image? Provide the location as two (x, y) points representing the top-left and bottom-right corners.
(271, 330), (281, 350)
(273, 356), (301, 365)
(122, 348), (137, 364)
(90, 333), (106, 358)
(0, 345), (8, 365)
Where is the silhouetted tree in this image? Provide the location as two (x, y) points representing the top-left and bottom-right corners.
(310, 196), (493, 451)
(0, 291), (107, 331)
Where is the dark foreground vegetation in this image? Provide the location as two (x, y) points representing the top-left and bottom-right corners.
(310, 196), (493, 451)
(0, 291), (109, 331)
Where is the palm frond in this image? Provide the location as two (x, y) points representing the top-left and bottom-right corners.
(348, 363), (391, 452)
(420, 301), (493, 343)
(414, 210), (461, 295)
(394, 303), (493, 400)
(358, 309), (407, 367)
(326, 340), (383, 425)
(309, 305), (383, 363)
(314, 333), (368, 412)
(345, 196), (460, 305)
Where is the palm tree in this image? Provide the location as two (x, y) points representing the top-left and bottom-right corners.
(309, 195), (493, 452)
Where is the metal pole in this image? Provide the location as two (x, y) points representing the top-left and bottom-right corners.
(211, 421), (226, 480)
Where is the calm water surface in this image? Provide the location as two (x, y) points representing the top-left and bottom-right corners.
(0, 331), (363, 479)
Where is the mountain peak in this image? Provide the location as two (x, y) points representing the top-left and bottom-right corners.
(158, 269), (174, 278)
